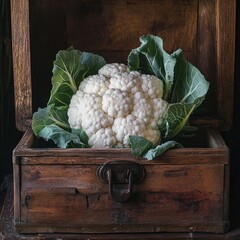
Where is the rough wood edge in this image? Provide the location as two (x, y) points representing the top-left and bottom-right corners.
(205, 128), (229, 148)
(12, 128), (229, 164)
(215, 0), (236, 130)
(1, 176), (234, 239)
(223, 164), (230, 222)
(13, 160), (21, 223)
(14, 221), (230, 235)
(10, 0), (32, 132)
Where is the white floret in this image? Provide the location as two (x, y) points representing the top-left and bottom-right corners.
(68, 91), (111, 134)
(81, 109), (113, 137)
(132, 94), (153, 124)
(68, 91), (101, 128)
(88, 128), (116, 148)
(67, 103), (82, 129)
(67, 63), (169, 149)
(141, 74), (164, 98)
(112, 115), (146, 146)
(79, 74), (109, 96)
(102, 89), (132, 118)
(109, 72), (141, 94)
(98, 63), (129, 77)
(77, 92), (102, 114)
(144, 128), (161, 146)
(152, 98), (169, 126)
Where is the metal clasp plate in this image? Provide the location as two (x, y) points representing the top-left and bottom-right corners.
(97, 161), (146, 203)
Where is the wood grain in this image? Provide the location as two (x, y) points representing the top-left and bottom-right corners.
(215, 0), (236, 130)
(13, 0), (236, 131)
(12, 0), (236, 129)
(65, 0), (198, 63)
(197, 0), (217, 117)
(17, 163), (226, 233)
(11, 0), (32, 131)
(1, 176), (238, 239)
(13, 128), (229, 165)
(13, 160), (20, 223)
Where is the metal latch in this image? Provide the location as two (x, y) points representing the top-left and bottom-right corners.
(97, 161), (146, 203)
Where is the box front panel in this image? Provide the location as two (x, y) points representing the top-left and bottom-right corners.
(18, 160), (227, 233)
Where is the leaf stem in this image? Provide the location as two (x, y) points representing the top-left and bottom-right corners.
(50, 116), (70, 130)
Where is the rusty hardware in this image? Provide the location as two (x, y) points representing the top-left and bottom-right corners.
(97, 161), (146, 203)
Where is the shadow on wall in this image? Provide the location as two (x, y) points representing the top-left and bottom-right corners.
(0, 0), (22, 184)
(223, 0), (240, 228)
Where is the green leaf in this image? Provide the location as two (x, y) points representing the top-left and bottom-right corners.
(161, 102), (197, 139)
(128, 35), (177, 100)
(161, 54), (209, 138)
(48, 48), (106, 110)
(128, 35), (210, 143)
(39, 124), (89, 148)
(32, 107), (70, 135)
(143, 141), (183, 160)
(129, 135), (182, 160)
(129, 135), (153, 157)
(170, 50), (210, 104)
(32, 107), (89, 148)
(71, 128), (89, 146)
(31, 48), (105, 149)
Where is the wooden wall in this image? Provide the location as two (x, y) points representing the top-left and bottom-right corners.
(28, 0), (217, 117)
(0, 0), (240, 228)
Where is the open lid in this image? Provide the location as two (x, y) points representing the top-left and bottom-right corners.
(11, 0), (236, 132)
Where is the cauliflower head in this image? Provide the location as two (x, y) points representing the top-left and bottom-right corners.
(67, 63), (168, 148)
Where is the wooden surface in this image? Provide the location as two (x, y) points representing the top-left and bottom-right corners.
(1, 176), (240, 240)
(10, 0), (235, 131)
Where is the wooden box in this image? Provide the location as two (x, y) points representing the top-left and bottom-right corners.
(11, 0), (235, 235)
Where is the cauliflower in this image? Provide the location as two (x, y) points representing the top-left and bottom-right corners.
(67, 63), (168, 148)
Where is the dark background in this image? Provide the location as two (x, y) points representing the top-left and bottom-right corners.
(0, 0), (240, 229)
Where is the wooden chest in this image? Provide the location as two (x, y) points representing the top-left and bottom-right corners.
(11, 0), (235, 236)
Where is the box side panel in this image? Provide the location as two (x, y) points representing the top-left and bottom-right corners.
(17, 162), (228, 233)
(12, 156), (21, 223)
(223, 164), (230, 222)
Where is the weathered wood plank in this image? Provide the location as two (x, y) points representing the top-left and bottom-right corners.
(13, 128), (229, 165)
(215, 0), (236, 130)
(197, 0), (217, 117)
(21, 164), (224, 193)
(13, 161), (20, 223)
(12, 0), (235, 129)
(18, 163), (226, 233)
(10, 0), (32, 131)
(65, 0), (198, 63)
(1, 175), (237, 239)
(18, 152), (229, 165)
